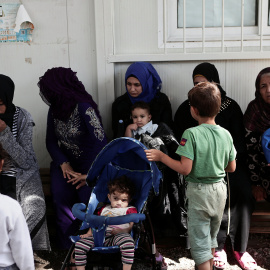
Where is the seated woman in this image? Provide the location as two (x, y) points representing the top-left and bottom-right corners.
(112, 61), (173, 138)
(0, 74), (50, 251)
(244, 67), (270, 202)
(112, 63), (175, 269)
(174, 62), (256, 270)
(38, 67), (107, 249)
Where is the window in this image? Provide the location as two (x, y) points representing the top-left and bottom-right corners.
(158, 0), (270, 51)
(177, 0), (257, 28)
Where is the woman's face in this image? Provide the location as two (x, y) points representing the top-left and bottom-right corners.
(259, 73), (270, 104)
(126, 77), (143, 98)
(193, 75), (208, 85)
(0, 99), (7, 114)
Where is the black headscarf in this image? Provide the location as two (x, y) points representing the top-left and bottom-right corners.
(192, 62), (227, 100)
(0, 75), (16, 128)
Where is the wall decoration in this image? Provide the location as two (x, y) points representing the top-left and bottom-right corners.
(0, 4), (34, 43)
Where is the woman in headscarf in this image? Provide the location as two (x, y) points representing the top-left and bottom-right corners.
(244, 67), (270, 202)
(0, 74), (50, 251)
(174, 62), (256, 270)
(112, 62), (173, 138)
(112, 62), (174, 269)
(38, 67), (107, 249)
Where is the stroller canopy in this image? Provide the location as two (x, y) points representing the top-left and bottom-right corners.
(87, 137), (162, 193)
(83, 138), (162, 218)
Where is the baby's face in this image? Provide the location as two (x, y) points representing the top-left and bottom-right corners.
(131, 108), (151, 128)
(108, 191), (129, 208)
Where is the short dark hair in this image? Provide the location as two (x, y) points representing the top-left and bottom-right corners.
(188, 82), (221, 117)
(108, 175), (136, 201)
(130, 101), (151, 115)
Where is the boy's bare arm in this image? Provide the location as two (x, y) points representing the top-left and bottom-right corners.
(145, 149), (192, 175)
(225, 160), (236, 172)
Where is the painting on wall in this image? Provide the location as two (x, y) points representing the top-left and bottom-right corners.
(0, 4), (34, 43)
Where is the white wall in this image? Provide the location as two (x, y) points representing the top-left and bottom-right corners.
(110, 0), (270, 134)
(1, 0), (269, 168)
(0, 0), (97, 167)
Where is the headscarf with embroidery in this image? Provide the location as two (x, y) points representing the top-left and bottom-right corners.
(0, 74), (16, 128)
(38, 67), (102, 121)
(125, 62), (162, 104)
(192, 62), (226, 100)
(244, 67), (270, 134)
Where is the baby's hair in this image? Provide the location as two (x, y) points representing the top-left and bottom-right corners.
(130, 101), (151, 115)
(188, 81), (221, 117)
(108, 175), (136, 201)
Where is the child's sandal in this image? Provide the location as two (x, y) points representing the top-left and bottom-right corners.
(213, 249), (227, 269)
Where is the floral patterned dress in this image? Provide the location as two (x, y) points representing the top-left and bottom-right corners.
(245, 128), (270, 201)
(46, 102), (107, 249)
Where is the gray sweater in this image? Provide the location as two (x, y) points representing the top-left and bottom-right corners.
(0, 107), (50, 250)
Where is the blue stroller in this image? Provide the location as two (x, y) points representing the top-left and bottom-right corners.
(61, 137), (162, 269)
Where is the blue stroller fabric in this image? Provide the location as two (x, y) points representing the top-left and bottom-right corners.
(70, 137), (162, 253)
(262, 128), (270, 164)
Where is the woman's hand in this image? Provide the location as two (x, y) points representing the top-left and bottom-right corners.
(252, 185), (267, 201)
(0, 119), (7, 132)
(66, 171), (87, 189)
(60, 162), (74, 179)
(145, 149), (164, 162)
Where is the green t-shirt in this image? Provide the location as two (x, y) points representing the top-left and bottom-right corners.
(176, 124), (236, 184)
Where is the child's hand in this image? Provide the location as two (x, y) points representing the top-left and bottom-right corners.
(80, 231), (93, 238)
(110, 227), (126, 235)
(128, 123), (138, 131)
(145, 149), (163, 162)
(67, 171), (87, 189)
(125, 123), (138, 137)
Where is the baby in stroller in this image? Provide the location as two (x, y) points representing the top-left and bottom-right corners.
(62, 137), (162, 270)
(73, 175), (137, 270)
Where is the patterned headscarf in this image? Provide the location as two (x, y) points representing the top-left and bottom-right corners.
(192, 62), (227, 100)
(244, 67), (270, 134)
(38, 67), (102, 121)
(0, 74), (16, 128)
(125, 62), (162, 104)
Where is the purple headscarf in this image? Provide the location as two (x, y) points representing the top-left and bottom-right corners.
(244, 67), (270, 134)
(38, 67), (102, 121)
(125, 62), (162, 104)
